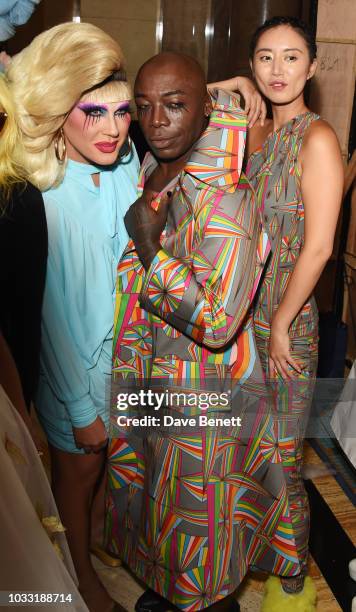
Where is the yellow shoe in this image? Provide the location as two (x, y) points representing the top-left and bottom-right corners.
(261, 576), (317, 612)
(90, 546), (122, 568)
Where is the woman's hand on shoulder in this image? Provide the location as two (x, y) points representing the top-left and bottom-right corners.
(235, 76), (267, 127)
(207, 75), (266, 127)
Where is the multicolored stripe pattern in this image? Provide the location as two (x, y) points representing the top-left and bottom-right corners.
(107, 91), (304, 610)
(246, 111), (320, 574)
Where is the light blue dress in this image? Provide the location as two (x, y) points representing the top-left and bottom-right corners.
(36, 153), (139, 452)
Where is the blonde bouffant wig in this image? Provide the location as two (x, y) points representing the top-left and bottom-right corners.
(0, 74), (27, 204)
(7, 22), (131, 192)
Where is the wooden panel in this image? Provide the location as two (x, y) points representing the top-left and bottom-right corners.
(310, 42), (356, 154)
(207, 0), (312, 82)
(5, 3), (44, 55)
(42, 0), (76, 28)
(85, 17), (157, 83)
(82, 0), (159, 21)
(161, 0), (211, 73)
(6, 0), (76, 54)
(206, 0), (232, 82)
(316, 0), (356, 41)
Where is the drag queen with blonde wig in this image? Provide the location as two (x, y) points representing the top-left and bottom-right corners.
(8, 22), (139, 612)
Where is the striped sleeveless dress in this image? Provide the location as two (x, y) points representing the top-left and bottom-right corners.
(246, 111), (320, 573)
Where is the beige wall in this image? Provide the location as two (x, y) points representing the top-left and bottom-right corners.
(310, 0), (356, 158)
(310, 0), (356, 361)
(81, 0), (160, 88)
(160, 0), (212, 74)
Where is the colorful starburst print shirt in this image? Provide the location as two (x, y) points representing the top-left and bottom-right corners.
(113, 89), (269, 382)
(106, 92), (311, 611)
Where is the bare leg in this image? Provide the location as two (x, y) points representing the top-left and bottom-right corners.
(90, 460), (107, 548)
(49, 445), (115, 612)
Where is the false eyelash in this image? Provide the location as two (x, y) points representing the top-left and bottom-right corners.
(85, 113), (102, 129)
(115, 105), (133, 118)
(78, 104), (105, 129)
(136, 106), (148, 117)
(168, 103), (187, 113)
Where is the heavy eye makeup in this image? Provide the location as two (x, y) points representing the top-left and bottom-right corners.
(166, 101), (187, 113)
(135, 101), (150, 117)
(77, 102), (132, 128)
(135, 99), (187, 117)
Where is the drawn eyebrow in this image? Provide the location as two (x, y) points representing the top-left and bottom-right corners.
(115, 102), (131, 111)
(256, 47), (303, 53)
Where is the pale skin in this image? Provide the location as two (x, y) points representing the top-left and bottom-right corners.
(50, 90), (131, 612)
(65, 79), (263, 446)
(267, 119), (343, 379)
(57, 77), (264, 611)
(216, 26), (343, 379)
(63, 93), (132, 448)
(248, 25), (343, 379)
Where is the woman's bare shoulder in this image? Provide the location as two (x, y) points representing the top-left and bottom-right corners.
(302, 118), (341, 150)
(300, 118), (343, 173)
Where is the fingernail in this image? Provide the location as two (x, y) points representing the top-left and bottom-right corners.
(167, 191), (172, 197)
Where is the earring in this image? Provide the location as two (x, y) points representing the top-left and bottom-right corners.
(54, 128), (66, 163)
(118, 135), (132, 159)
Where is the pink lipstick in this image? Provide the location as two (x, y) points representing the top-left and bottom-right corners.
(94, 141), (118, 153)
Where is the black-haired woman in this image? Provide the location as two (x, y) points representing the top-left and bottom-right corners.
(218, 16), (343, 610)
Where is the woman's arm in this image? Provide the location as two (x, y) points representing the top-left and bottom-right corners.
(0, 330), (31, 429)
(269, 120), (344, 378)
(41, 202), (108, 452)
(208, 76), (266, 127)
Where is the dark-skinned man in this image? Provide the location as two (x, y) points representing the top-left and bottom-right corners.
(105, 53), (300, 612)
